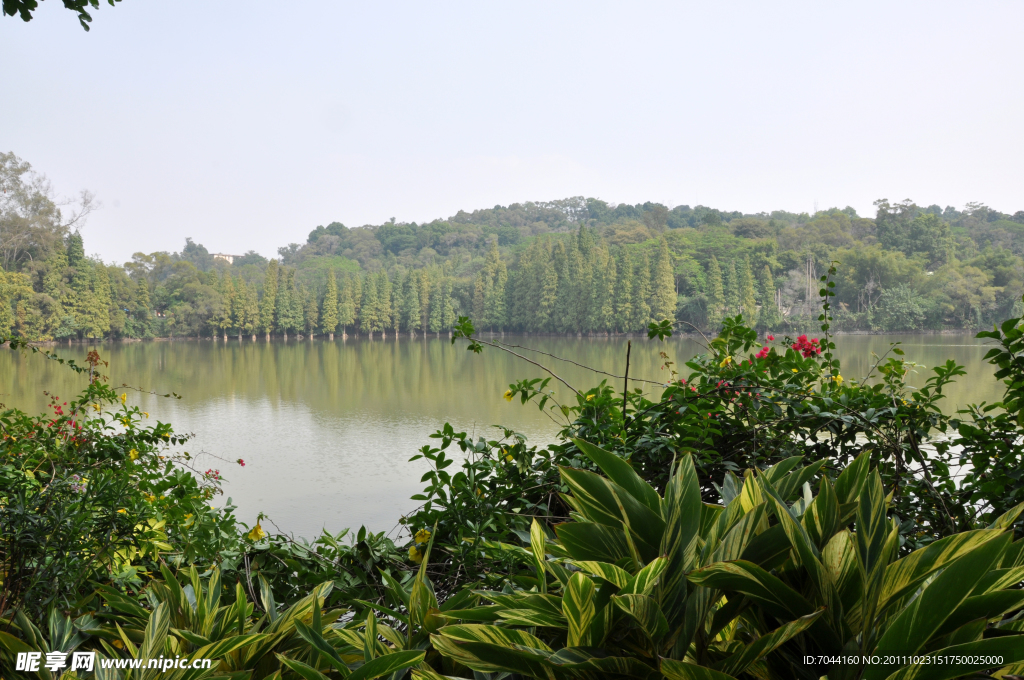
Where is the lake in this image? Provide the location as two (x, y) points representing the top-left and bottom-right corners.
(0, 332), (1001, 538)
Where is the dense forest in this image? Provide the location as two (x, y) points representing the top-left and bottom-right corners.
(3, 150), (1023, 341)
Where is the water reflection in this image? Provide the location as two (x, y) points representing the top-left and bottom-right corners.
(0, 333), (999, 537)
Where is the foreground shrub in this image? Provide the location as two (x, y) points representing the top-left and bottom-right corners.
(428, 441), (1024, 680)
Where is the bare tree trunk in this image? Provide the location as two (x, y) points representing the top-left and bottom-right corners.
(329, 332), (334, 341)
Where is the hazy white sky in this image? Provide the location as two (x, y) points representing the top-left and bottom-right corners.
(3, 1), (1022, 264)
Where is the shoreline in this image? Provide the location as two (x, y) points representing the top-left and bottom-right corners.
(3, 327), (984, 348)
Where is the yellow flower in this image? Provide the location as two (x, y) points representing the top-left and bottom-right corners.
(832, 375), (844, 385)
(116, 509), (127, 514)
(120, 393), (127, 404)
(408, 545), (424, 563)
(586, 393), (595, 402)
(129, 449), (139, 460)
(414, 528), (432, 543)
(720, 356), (733, 367)
(92, 403), (100, 412)
(143, 412), (149, 419)
(247, 522), (267, 541)
(792, 368), (799, 373)
(503, 389), (513, 402)
(145, 494), (156, 502)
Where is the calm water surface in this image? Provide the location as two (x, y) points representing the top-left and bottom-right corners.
(0, 333), (1000, 537)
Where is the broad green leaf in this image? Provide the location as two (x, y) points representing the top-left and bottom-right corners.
(410, 668), (467, 680)
(612, 593), (668, 643)
(866, 533), (1011, 680)
(713, 609), (823, 677)
(547, 647), (662, 679)
(711, 504), (768, 564)
(573, 437), (661, 515)
(933, 590), (1024, 638)
(190, 634), (266, 669)
(570, 560), (631, 588)
(276, 655), (331, 680)
(659, 454), (703, 628)
(761, 476), (843, 632)
(294, 620), (350, 676)
(429, 636), (553, 677)
(881, 635), (1024, 680)
(661, 659), (740, 680)
(775, 460), (826, 504)
(140, 601), (170, 668)
(764, 455), (804, 485)
(687, 560), (817, 622)
(410, 523), (438, 633)
(834, 451), (870, 508)
(379, 570), (411, 610)
(619, 557), (668, 596)
(438, 606), (504, 622)
(259, 574), (278, 624)
(562, 572), (597, 646)
(878, 530), (1004, 614)
(347, 650), (426, 680)
(364, 610), (377, 663)
(971, 566), (1024, 595)
(530, 518), (548, 594)
(737, 470), (763, 513)
(803, 476), (840, 549)
(435, 624), (552, 651)
(559, 466), (665, 560)
(822, 529), (863, 616)
(498, 608), (567, 628)
(555, 522), (631, 563)
(989, 501), (1024, 531)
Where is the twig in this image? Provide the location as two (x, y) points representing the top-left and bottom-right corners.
(493, 341), (666, 386)
(623, 341), (632, 416)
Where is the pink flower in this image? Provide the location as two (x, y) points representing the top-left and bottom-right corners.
(237, 458), (246, 467)
(766, 334), (774, 341)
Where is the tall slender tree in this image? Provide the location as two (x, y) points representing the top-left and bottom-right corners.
(259, 259), (278, 340)
(707, 256), (725, 328)
(739, 256), (758, 325)
(633, 252), (652, 331)
(242, 281), (259, 339)
(321, 270), (339, 339)
(360, 273), (379, 338)
(613, 250), (634, 333)
(651, 238), (676, 323)
(302, 284), (318, 337)
(338, 274), (355, 336)
(759, 264), (782, 330)
(403, 271), (421, 334)
(724, 259), (739, 314)
(218, 273), (235, 340)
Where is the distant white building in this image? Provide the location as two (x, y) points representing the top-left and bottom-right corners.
(212, 253), (240, 264)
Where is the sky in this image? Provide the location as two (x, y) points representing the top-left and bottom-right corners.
(2, 1), (1022, 264)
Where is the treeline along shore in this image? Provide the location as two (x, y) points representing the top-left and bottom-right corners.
(4, 151), (1023, 343)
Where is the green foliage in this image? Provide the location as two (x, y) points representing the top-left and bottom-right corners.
(4, 150), (1022, 340)
(2, 0), (121, 31)
(428, 449), (1024, 680)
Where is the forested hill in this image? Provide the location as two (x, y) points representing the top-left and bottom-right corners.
(3, 151), (1024, 341)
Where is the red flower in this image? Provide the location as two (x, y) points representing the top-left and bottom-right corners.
(791, 335), (823, 358)
(766, 334), (774, 341)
